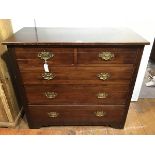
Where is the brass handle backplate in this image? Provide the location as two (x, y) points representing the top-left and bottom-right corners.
(45, 92), (57, 99)
(42, 72), (55, 80)
(38, 51), (54, 61)
(94, 111), (106, 117)
(48, 112), (59, 118)
(97, 73), (110, 80)
(98, 52), (114, 61)
(97, 92), (108, 99)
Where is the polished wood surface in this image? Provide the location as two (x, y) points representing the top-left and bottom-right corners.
(0, 99), (155, 135)
(25, 84), (129, 105)
(19, 66), (133, 86)
(28, 105), (125, 128)
(2, 27), (149, 45)
(78, 47), (138, 64)
(2, 27), (149, 129)
(15, 47), (74, 66)
(15, 47), (138, 67)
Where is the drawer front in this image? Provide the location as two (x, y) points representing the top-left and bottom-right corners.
(78, 47), (138, 64)
(20, 66), (133, 84)
(15, 47), (74, 66)
(25, 84), (129, 105)
(28, 105), (125, 125)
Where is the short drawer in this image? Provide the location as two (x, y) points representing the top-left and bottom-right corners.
(25, 84), (129, 105)
(77, 47), (138, 65)
(20, 66), (134, 85)
(28, 105), (125, 126)
(15, 47), (74, 66)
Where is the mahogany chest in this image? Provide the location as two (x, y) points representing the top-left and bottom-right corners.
(3, 27), (149, 129)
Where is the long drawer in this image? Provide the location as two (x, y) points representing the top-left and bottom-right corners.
(25, 84), (129, 105)
(77, 47), (138, 64)
(20, 66), (134, 84)
(28, 105), (125, 126)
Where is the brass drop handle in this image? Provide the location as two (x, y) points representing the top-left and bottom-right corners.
(42, 72), (55, 80)
(97, 73), (110, 80)
(94, 111), (106, 117)
(38, 51), (54, 62)
(97, 92), (108, 99)
(38, 51), (54, 73)
(98, 52), (114, 61)
(48, 112), (59, 118)
(45, 92), (57, 99)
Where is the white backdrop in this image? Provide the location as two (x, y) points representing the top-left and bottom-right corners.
(9, 0), (155, 101)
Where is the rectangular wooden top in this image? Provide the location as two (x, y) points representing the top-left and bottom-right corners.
(2, 27), (149, 46)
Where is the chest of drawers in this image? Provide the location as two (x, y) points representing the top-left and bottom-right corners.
(3, 27), (149, 129)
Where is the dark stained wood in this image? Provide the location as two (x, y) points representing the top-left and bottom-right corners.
(2, 27), (149, 129)
(28, 105), (125, 128)
(73, 48), (78, 65)
(2, 27), (149, 46)
(19, 66), (134, 85)
(15, 47), (74, 53)
(25, 84), (129, 105)
(120, 47), (144, 128)
(15, 47), (74, 66)
(78, 47), (138, 64)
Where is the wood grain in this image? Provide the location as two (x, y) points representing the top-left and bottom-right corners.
(25, 84), (129, 105)
(2, 27), (149, 45)
(2, 27), (149, 129)
(78, 47), (138, 64)
(1, 99), (155, 134)
(15, 47), (74, 66)
(27, 105), (125, 128)
(20, 66), (134, 85)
